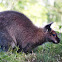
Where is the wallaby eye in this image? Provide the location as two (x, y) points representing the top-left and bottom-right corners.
(52, 34), (56, 36)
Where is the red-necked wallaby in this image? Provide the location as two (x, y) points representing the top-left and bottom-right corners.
(0, 11), (60, 53)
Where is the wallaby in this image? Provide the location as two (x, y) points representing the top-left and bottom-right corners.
(0, 11), (60, 53)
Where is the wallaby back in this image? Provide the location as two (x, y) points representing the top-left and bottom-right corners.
(0, 11), (60, 53)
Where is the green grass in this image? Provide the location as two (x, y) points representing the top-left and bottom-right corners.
(0, 33), (62, 62)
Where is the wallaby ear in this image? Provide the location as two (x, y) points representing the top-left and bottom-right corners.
(44, 22), (53, 31)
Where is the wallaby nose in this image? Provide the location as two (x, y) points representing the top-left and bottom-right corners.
(57, 38), (60, 43)
(54, 37), (60, 44)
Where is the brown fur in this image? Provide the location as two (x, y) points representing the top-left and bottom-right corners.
(0, 11), (60, 53)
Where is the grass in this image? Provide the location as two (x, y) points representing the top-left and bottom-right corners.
(0, 32), (62, 62)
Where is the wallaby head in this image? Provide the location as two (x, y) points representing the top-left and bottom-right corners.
(44, 22), (60, 44)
